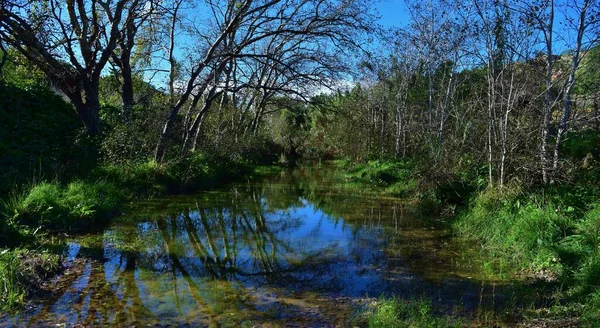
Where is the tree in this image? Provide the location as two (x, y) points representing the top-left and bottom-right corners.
(552, 0), (600, 178)
(151, 0), (373, 161)
(0, 0), (149, 136)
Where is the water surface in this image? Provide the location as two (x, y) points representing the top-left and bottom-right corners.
(4, 166), (515, 327)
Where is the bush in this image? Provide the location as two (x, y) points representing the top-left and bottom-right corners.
(0, 82), (96, 194)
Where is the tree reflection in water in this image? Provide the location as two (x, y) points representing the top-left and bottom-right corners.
(5, 167), (515, 327)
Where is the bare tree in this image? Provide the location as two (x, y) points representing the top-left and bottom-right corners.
(110, 0), (156, 120)
(0, 0), (147, 135)
(551, 0), (600, 177)
(152, 0), (372, 161)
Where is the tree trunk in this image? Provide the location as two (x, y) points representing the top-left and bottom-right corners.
(552, 80), (575, 173)
(76, 102), (102, 137)
(594, 91), (599, 131)
(121, 53), (134, 121)
(76, 86), (102, 136)
(190, 111), (208, 152)
(552, 0), (590, 176)
(155, 109), (177, 162)
(438, 70), (454, 153)
(540, 0), (554, 184)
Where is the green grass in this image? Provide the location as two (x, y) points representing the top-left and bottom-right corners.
(359, 298), (463, 328)
(94, 154), (254, 197)
(0, 248), (61, 311)
(582, 290), (600, 326)
(1, 180), (125, 232)
(340, 159), (421, 197)
(453, 188), (568, 272)
(1, 154), (261, 243)
(0, 154), (265, 310)
(452, 185), (600, 325)
(252, 164), (286, 175)
(93, 160), (172, 198)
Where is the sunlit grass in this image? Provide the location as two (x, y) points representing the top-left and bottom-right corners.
(1, 180), (124, 231)
(358, 297), (463, 328)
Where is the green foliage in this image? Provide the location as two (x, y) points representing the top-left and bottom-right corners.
(582, 290), (600, 327)
(269, 100), (311, 160)
(454, 186), (600, 322)
(0, 49), (48, 87)
(385, 179), (419, 197)
(575, 43), (600, 96)
(100, 104), (165, 164)
(346, 160), (415, 185)
(94, 161), (171, 198)
(94, 153), (255, 198)
(557, 205), (600, 297)
(360, 298), (462, 328)
(340, 160), (424, 199)
(1, 154), (257, 243)
(0, 82), (95, 194)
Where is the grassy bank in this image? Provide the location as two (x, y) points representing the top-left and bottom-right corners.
(0, 155), (282, 311)
(1, 156), (253, 238)
(337, 159), (600, 325)
(357, 298), (463, 328)
(338, 159), (420, 197)
(0, 249), (61, 310)
(453, 186), (600, 324)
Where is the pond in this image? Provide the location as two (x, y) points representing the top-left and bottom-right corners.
(3, 165), (521, 327)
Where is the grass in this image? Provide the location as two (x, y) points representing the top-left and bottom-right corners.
(252, 164), (287, 176)
(358, 297), (463, 328)
(0, 248), (61, 311)
(0, 154), (266, 311)
(1, 180), (124, 233)
(452, 188), (568, 273)
(337, 156), (600, 325)
(452, 185), (600, 325)
(339, 159), (421, 197)
(582, 290), (600, 326)
(0, 153), (263, 245)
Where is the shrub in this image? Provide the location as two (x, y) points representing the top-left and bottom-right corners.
(0, 82), (95, 194)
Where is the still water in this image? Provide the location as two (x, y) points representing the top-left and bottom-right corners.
(4, 166), (515, 327)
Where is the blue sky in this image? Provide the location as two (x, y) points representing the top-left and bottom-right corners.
(374, 0), (410, 29)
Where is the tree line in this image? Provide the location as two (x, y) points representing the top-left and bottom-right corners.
(1, 0), (599, 188)
(0, 0), (373, 162)
(305, 0), (600, 187)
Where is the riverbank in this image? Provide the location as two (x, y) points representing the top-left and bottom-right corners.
(0, 157), (283, 311)
(335, 159), (600, 327)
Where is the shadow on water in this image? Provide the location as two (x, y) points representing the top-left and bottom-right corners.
(3, 165), (535, 327)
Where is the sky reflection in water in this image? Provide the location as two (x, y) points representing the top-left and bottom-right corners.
(3, 167), (511, 327)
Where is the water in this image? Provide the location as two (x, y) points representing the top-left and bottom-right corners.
(3, 166), (517, 327)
